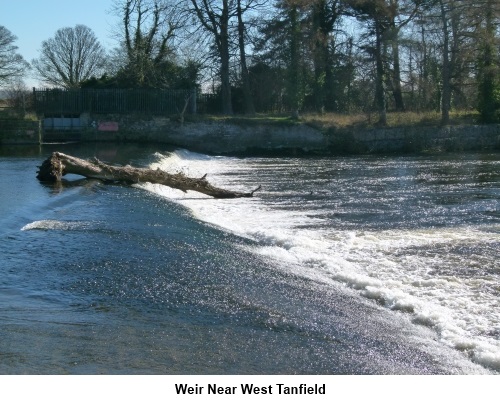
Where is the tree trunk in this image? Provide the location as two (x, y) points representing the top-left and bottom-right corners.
(375, 21), (387, 126)
(439, 0), (451, 125)
(220, 0), (233, 115)
(390, 24), (405, 111)
(220, 38), (233, 115)
(237, 0), (255, 115)
(478, 0), (497, 123)
(189, 0), (233, 115)
(37, 152), (261, 199)
(288, 5), (302, 119)
(312, 0), (328, 114)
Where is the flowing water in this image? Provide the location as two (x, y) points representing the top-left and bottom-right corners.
(0, 143), (499, 374)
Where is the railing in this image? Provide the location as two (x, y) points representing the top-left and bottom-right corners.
(33, 88), (197, 116)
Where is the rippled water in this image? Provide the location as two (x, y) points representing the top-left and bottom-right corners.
(1, 143), (498, 374)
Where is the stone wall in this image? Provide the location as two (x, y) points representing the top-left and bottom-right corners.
(0, 119), (41, 145)
(79, 114), (328, 154)
(34, 112), (500, 155)
(329, 125), (500, 154)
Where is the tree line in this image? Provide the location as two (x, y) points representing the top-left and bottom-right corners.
(2, 0), (500, 125)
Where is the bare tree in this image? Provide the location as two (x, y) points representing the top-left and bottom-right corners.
(112, 0), (185, 87)
(5, 79), (31, 117)
(385, 0), (429, 112)
(189, 0), (235, 115)
(309, 0), (343, 113)
(433, 0), (475, 124)
(348, 0), (390, 125)
(0, 26), (29, 86)
(237, 0), (256, 115)
(32, 25), (106, 88)
(437, 0), (452, 124)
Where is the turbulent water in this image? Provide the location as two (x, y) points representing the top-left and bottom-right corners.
(1, 143), (499, 374)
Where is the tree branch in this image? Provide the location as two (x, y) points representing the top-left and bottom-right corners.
(37, 152), (261, 199)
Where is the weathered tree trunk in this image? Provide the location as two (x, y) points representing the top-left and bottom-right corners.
(37, 152), (261, 199)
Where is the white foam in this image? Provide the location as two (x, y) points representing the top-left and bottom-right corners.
(21, 220), (91, 231)
(140, 149), (500, 372)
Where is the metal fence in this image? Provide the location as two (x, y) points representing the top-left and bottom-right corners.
(33, 88), (197, 116)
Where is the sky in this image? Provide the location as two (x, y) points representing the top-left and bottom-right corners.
(1, 0), (117, 87)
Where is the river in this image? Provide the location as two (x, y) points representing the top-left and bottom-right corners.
(0, 142), (498, 374)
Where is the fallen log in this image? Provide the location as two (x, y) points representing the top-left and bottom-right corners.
(37, 152), (261, 199)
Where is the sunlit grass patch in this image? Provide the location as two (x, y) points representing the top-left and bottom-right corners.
(301, 110), (480, 130)
(187, 109), (481, 130)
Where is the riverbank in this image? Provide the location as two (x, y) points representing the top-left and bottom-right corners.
(76, 115), (500, 155)
(79, 117), (328, 155)
(2, 113), (500, 155)
(327, 124), (500, 154)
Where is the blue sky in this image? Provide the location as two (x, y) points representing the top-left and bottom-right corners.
(1, 0), (117, 86)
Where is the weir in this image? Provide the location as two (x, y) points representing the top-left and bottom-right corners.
(2, 145), (499, 374)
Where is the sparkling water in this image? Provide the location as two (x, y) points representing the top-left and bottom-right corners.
(1, 143), (498, 374)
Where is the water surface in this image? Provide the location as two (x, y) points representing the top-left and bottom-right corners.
(1, 143), (498, 374)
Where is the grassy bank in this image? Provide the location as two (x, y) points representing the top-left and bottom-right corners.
(180, 109), (497, 155)
(189, 110), (480, 131)
(301, 110), (480, 130)
(0, 110), (41, 145)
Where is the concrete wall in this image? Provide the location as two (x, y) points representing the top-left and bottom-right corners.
(78, 114), (328, 154)
(22, 112), (500, 155)
(331, 125), (500, 154)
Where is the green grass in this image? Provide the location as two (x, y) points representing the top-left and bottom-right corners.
(1, 107), (482, 131)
